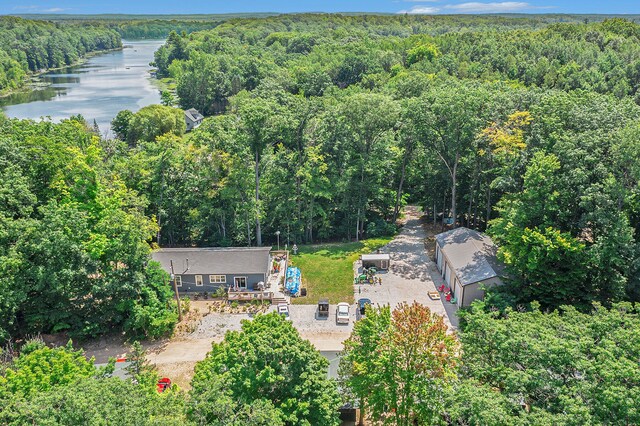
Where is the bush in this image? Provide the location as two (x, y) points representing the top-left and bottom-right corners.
(366, 218), (397, 238)
(180, 297), (191, 314)
(126, 303), (178, 339)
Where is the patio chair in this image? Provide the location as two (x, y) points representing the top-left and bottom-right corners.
(450, 296), (457, 304)
(438, 284), (445, 292)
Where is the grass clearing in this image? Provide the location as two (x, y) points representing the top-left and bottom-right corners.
(289, 237), (393, 305)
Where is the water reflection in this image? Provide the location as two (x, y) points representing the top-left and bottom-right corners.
(1, 39), (164, 134)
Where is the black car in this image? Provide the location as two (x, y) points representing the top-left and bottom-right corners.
(357, 298), (372, 320)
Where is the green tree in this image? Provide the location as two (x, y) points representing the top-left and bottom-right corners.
(111, 109), (134, 141)
(125, 341), (158, 387)
(340, 302), (459, 426)
(455, 301), (640, 425)
(191, 313), (340, 426)
(188, 373), (283, 426)
(0, 340), (96, 401)
(490, 152), (591, 308)
(161, 90), (175, 106)
(127, 105), (186, 144)
(0, 377), (189, 425)
(413, 82), (492, 226)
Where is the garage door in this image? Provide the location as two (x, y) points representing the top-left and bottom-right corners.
(444, 263), (451, 286)
(454, 279), (463, 307)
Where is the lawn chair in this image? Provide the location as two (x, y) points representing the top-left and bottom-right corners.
(450, 296), (457, 304)
(445, 293), (451, 302)
(438, 284), (445, 292)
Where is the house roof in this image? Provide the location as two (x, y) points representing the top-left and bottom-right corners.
(435, 227), (503, 286)
(361, 253), (390, 261)
(184, 108), (204, 122)
(151, 247), (272, 276)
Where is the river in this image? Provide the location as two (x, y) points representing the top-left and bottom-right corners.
(0, 39), (164, 135)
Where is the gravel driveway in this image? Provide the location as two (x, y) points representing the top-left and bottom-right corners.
(355, 208), (458, 329)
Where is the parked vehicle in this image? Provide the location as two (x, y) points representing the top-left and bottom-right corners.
(336, 302), (350, 324)
(318, 298), (329, 318)
(277, 303), (291, 320)
(357, 298), (372, 320)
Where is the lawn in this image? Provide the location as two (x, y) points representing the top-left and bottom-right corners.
(289, 237), (393, 305)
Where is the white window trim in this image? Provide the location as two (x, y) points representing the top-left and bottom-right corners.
(234, 276), (247, 289)
(209, 274), (226, 284)
(175, 275), (182, 287)
(195, 275), (204, 287)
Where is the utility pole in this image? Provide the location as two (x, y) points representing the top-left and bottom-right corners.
(170, 260), (182, 321)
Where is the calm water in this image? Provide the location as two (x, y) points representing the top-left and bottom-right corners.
(0, 40), (164, 134)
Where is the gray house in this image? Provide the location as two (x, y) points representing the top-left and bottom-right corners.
(151, 247), (272, 293)
(435, 227), (503, 307)
(184, 108), (204, 132)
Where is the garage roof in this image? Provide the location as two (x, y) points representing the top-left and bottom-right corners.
(435, 228), (502, 286)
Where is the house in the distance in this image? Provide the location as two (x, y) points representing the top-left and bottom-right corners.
(435, 227), (503, 308)
(184, 108), (204, 132)
(151, 247), (272, 293)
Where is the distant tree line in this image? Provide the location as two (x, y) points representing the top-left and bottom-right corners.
(0, 16), (121, 94)
(107, 20), (223, 39)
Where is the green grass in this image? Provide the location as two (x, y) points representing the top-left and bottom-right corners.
(289, 237), (393, 305)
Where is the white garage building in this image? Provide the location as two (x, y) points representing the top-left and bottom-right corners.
(435, 227), (503, 308)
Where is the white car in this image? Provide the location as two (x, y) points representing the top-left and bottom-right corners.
(277, 303), (291, 321)
(336, 302), (350, 324)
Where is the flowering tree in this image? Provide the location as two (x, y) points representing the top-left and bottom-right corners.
(340, 302), (459, 425)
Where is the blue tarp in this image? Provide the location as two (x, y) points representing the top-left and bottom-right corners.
(285, 266), (301, 296)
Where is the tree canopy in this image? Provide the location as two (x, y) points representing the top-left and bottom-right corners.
(190, 313), (341, 426)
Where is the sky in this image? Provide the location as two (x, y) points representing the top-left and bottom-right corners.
(2, 0), (640, 16)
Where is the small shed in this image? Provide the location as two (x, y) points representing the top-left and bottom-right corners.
(435, 227), (504, 307)
(360, 253), (390, 270)
(184, 108), (204, 132)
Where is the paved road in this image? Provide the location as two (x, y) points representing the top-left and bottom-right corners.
(355, 207), (458, 329)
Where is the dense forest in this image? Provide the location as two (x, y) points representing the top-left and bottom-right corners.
(145, 15), (640, 307)
(1, 13), (640, 425)
(0, 115), (177, 341)
(0, 16), (121, 94)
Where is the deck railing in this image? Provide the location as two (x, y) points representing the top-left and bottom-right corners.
(227, 291), (273, 302)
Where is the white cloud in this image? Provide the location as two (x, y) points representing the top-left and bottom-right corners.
(398, 6), (441, 14)
(12, 5), (68, 13)
(446, 2), (533, 13)
(398, 1), (553, 14)
(12, 5), (40, 10)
